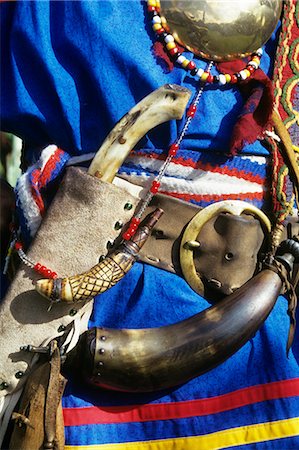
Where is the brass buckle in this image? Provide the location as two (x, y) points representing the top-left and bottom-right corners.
(180, 200), (272, 296)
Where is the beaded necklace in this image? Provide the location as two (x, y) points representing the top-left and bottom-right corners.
(147, 0), (263, 86)
(7, 0), (265, 278)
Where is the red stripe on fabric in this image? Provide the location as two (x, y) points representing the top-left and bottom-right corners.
(159, 191), (265, 203)
(39, 148), (65, 187)
(129, 151), (265, 184)
(63, 378), (299, 427)
(30, 168), (45, 216)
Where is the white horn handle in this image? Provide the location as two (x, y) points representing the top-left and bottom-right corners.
(88, 84), (191, 182)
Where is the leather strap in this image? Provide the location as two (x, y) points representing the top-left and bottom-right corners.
(139, 194), (200, 274)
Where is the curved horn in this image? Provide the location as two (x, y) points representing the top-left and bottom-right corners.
(88, 84), (191, 182)
(65, 267), (283, 392)
(35, 209), (163, 302)
(35, 85), (190, 302)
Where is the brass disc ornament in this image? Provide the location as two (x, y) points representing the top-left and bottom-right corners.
(160, 0), (282, 61)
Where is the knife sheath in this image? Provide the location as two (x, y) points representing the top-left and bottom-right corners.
(0, 167), (139, 396)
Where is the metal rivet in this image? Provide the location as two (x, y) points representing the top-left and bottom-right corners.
(153, 229), (165, 239)
(98, 361), (104, 367)
(96, 372), (101, 377)
(124, 202), (133, 211)
(100, 335), (107, 341)
(69, 309), (77, 317)
(224, 252), (234, 261)
(106, 240), (114, 250)
(58, 325), (66, 333)
(15, 371), (24, 379)
(99, 348), (105, 355)
(0, 381), (9, 390)
(185, 240), (201, 249)
(98, 255), (105, 263)
(114, 221), (123, 231)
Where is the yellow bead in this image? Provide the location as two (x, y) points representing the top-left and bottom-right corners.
(148, 0), (156, 6)
(156, 0), (161, 7)
(225, 74), (231, 83)
(181, 59), (190, 69)
(244, 69), (251, 78)
(153, 23), (162, 31)
(252, 56), (260, 64)
(201, 72), (209, 81)
(166, 42), (176, 50)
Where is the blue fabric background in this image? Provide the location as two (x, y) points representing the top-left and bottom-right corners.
(1, 1), (299, 448)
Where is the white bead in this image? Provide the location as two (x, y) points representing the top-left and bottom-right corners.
(218, 74), (226, 85)
(164, 34), (174, 43)
(177, 55), (186, 65)
(195, 68), (204, 79)
(240, 70), (248, 80)
(152, 16), (161, 24)
(248, 61), (258, 69)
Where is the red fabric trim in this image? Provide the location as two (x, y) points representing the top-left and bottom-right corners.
(129, 152), (265, 184)
(39, 148), (65, 187)
(159, 191), (265, 203)
(63, 378), (299, 426)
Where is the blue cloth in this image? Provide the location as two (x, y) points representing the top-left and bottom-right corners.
(1, 1), (299, 449)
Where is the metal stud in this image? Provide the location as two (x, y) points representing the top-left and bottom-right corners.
(58, 325), (66, 333)
(124, 202), (133, 211)
(98, 361), (104, 367)
(185, 240), (201, 249)
(224, 252), (234, 261)
(98, 255), (105, 263)
(100, 335), (107, 341)
(106, 240), (114, 250)
(15, 371), (24, 379)
(99, 348), (105, 355)
(69, 309), (77, 316)
(0, 381), (9, 390)
(114, 221), (123, 231)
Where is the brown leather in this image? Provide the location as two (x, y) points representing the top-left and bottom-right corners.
(139, 194), (200, 273)
(193, 212), (265, 295)
(9, 342), (66, 450)
(139, 194), (267, 296)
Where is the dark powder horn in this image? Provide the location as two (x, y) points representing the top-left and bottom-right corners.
(64, 267), (282, 392)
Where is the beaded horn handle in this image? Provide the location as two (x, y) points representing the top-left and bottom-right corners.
(35, 85), (191, 303)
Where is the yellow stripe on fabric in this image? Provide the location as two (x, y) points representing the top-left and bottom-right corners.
(65, 417), (299, 450)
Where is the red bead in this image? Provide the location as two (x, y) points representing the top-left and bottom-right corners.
(51, 272), (58, 279)
(187, 104), (197, 117)
(207, 74), (214, 83)
(15, 242), (23, 251)
(168, 47), (178, 56)
(123, 231), (132, 241)
(40, 265), (48, 276)
(150, 180), (160, 193)
(187, 61), (196, 71)
(34, 263), (42, 272)
(246, 65), (255, 73)
(44, 269), (53, 278)
(230, 74), (238, 84)
(131, 217), (141, 225)
(156, 27), (165, 35)
(148, 6), (156, 12)
(169, 143), (179, 156)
